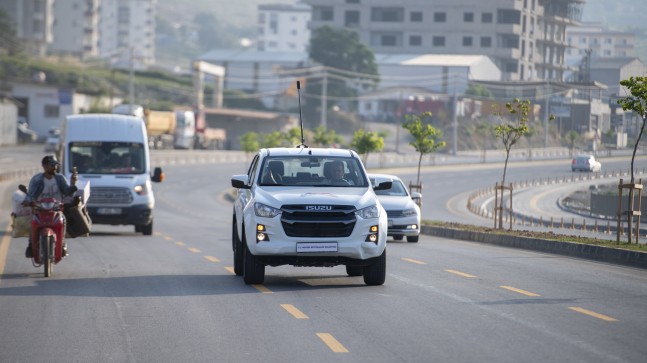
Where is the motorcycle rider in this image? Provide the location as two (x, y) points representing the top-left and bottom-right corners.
(22, 155), (77, 258)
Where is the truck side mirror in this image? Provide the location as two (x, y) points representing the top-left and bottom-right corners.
(152, 167), (164, 182)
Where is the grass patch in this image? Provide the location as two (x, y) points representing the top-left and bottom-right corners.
(424, 220), (647, 252)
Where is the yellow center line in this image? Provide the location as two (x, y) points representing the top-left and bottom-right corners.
(316, 333), (349, 353)
(204, 256), (220, 263)
(163, 236), (173, 241)
(153, 232), (162, 237)
(224, 266), (235, 274)
(281, 304), (309, 319)
(175, 242), (186, 246)
(0, 223), (13, 285)
(402, 257), (426, 265)
(569, 307), (617, 322)
(188, 247), (201, 253)
(445, 269), (477, 278)
(500, 285), (540, 297)
(252, 284), (273, 293)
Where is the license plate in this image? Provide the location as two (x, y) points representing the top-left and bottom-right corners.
(297, 242), (338, 253)
(388, 219), (393, 227)
(97, 207), (122, 215)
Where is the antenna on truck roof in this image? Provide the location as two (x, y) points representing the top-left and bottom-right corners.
(295, 80), (308, 149)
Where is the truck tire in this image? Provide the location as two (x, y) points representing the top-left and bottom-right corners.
(243, 235), (265, 284)
(407, 236), (419, 243)
(363, 250), (386, 286)
(142, 221), (153, 236)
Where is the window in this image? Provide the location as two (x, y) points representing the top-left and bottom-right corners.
(464, 12), (474, 22)
(269, 13), (278, 34)
(346, 0), (360, 3)
(313, 6), (333, 21)
(44, 105), (59, 118)
(381, 34), (397, 46)
(497, 9), (521, 24)
(432, 36), (445, 46)
(480, 36), (492, 47)
(410, 11), (422, 22)
(409, 35), (422, 46)
(462, 36), (473, 46)
(482, 12), (493, 23)
(371, 7), (404, 22)
(434, 12), (446, 22)
(371, 32), (401, 46)
(345, 10), (360, 27)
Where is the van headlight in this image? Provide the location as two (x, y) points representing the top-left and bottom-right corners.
(134, 181), (150, 195)
(356, 205), (379, 219)
(254, 202), (281, 218)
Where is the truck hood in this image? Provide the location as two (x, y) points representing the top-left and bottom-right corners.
(77, 174), (149, 188)
(255, 186), (377, 210)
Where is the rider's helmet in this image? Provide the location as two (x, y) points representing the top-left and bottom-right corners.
(42, 155), (59, 166)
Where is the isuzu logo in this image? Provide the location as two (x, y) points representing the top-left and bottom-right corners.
(306, 205), (333, 211)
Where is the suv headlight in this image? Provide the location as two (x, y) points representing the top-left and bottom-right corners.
(254, 202), (281, 218)
(356, 205), (380, 219)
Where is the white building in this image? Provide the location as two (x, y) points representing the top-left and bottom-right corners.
(565, 23), (636, 67)
(0, 0), (54, 57)
(50, 0), (100, 59)
(99, 0), (157, 69)
(301, 0), (585, 81)
(257, 3), (311, 53)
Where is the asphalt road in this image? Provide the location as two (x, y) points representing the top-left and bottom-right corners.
(1, 154), (646, 362)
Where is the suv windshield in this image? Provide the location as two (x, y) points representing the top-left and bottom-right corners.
(258, 156), (368, 187)
(69, 141), (145, 174)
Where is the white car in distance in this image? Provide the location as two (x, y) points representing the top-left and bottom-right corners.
(369, 174), (421, 243)
(231, 147), (392, 286)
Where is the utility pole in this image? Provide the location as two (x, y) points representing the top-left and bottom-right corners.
(452, 74), (458, 155)
(128, 47), (134, 114)
(320, 67), (327, 128)
(544, 81), (549, 148)
(396, 88), (403, 153)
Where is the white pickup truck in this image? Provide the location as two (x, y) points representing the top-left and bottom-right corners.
(231, 147), (392, 285)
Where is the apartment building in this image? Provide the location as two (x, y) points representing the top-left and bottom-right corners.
(302, 0), (584, 81)
(50, 0), (100, 59)
(99, 0), (156, 69)
(565, 23), (635, 67)
(0, 0), (54, 57)
(257, 3), (311, 52)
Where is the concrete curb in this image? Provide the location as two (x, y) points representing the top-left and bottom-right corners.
(421, 225), (647, 269)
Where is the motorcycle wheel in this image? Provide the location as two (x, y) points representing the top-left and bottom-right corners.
(42, 235), (52, 277)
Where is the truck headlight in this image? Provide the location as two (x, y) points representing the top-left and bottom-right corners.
(134, 181), (150, 196)
(356, 205), (379, 219)
(254, 202), (281, 218)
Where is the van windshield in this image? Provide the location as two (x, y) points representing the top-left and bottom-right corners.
(69, 142), (146, 174)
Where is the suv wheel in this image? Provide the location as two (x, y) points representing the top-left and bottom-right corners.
(243, 235), (265, 284)
(363, 250), (386, 286)
(232, 219), (243, 276)
(346, 265), (363, 276)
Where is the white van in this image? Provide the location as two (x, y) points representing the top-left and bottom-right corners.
(59, 114), (163, 235)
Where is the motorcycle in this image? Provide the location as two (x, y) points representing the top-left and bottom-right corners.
(29, 197), (66, 277)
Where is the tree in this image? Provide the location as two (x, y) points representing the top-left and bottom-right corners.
(307, 26), (379, 119)
(350, 129), (384, 164)
(312, 125), (343, 147)
(566, 130), (579, 154)
(465, 84), (493, 99)
(493, 99), (533, 185)
(617, 76), (647, 183)
(402, 112), (446, 185)
(240, 132), (260, 153)
(261, 131), (284, 148)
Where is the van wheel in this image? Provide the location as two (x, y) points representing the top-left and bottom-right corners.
(407, 236), (419, 243)
(142, 221), (153, 236)
(243, 233), (264, 284)
(363, 250), (386, 286)
(393, 235), (403, 241)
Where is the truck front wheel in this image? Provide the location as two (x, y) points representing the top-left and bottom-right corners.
(243, 233), (265, 284)
(363, 250), (386, 286)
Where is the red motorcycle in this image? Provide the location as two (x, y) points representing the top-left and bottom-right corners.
(29, 197), (66, 277)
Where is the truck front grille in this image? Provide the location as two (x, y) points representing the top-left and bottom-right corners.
(88, 187), (133, 205)
(281, 205), (356, 238)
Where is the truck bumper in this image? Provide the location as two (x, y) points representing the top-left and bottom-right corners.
(87, 204), (153, 226)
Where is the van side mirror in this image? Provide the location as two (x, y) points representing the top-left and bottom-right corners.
(152, 167), (164, 182)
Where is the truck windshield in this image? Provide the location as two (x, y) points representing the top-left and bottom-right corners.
(69, 141), (146, 174)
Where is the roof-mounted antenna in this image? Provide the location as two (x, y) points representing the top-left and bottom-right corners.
(296, 80), (308, 148)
